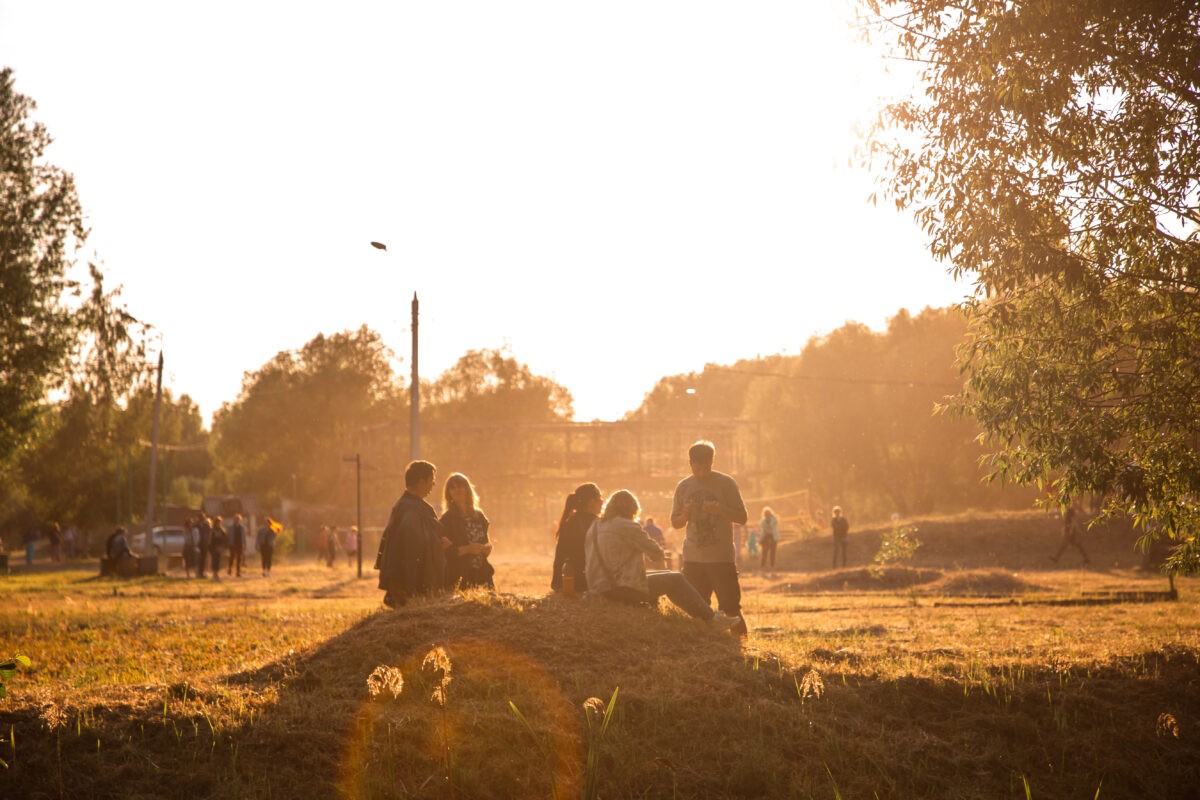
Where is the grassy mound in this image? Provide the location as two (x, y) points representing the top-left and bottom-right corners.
(3, 579), (1198, 799)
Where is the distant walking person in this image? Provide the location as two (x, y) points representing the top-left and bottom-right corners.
(671, 440), (750, 636)
(326, 527), (340, 567)
(551, 483), (603, 595)
(183, 516), (199, 577)
(196, 515), (212, 578)
(1050, 500), (1091, 566)
(317, 526), (329, 564)
(345, 526), (358, 569)
(375, 460), (446, 608)
(228, 514), (246, 577)
(48, 523), (62, 562)
(257, 518), (278, 576)
(210, 517), (228, 580)
(759, 507), (779, 569)
(831, 506), (849, 568)
(24, 528), (38, 565)
(440, 472), (496, 590)
(587, 489), (737, 628)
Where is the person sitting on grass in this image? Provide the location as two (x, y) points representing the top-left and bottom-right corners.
(106, 526), (132, 561)
(585, 489), (737, 629)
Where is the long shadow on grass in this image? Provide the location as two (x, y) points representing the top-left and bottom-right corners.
(3, 592), (1198, 799)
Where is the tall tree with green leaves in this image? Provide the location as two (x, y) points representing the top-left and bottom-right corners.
(210, 326), (402, 507)
(0, 67), (86, 468)
(861, 1), (1200, 569)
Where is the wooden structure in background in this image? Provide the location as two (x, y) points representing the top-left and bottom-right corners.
(348, 418), (764, 541)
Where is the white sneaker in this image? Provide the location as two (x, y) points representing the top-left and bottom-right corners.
(709, 611), (738, 630)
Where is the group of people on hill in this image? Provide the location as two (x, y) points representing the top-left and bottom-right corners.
(376, 440), (750, 635)
(181, 514), (277, 578)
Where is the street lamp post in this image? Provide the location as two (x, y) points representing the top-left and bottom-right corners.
(343, 454), (362, 578)
(410, 292), (419, 459)
(371, 241), (420, 459)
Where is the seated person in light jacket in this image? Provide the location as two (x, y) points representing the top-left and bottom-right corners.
(376, 460), (446, 608)
(585, 489), (736, 629)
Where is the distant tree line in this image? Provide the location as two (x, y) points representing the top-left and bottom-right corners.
(629, 306), (1037, 522)
(1, 65), (1035, 547)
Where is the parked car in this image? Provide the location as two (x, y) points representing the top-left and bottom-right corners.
(130, 525), (187, 558)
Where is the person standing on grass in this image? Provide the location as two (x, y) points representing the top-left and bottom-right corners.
(759, 507), (779, 570)
(210, 516), (228, 580)
(327, 527), (341, 567)
(551, 483), (603, 595)
(196, 514), (212, 578)
(63, 525), (77, 560)
(345, 526), (358, 569)
(228, 514), (246, 577)
(440, 472), (496, 590)
(588, 489), (737, 629)
(24, 527), (38, 565)
(1050, 499), (1091, 566)
(831, 506), (849, 568)
(671, 440), (750, 636)
(257, 519), (277, 576)
(375, 460), (446, 608)
(316, 526), (327, 564)
(48, 522), (62, 562)
(183, 516), (199, 577)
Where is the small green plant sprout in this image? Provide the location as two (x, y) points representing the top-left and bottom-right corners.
(366, 665), (404, 702)
(0, 655), (31, 701)
(583, 688), (620, 800)
(871, 514), (922, 577)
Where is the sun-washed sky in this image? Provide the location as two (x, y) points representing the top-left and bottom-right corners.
(1, 0), (968, 422)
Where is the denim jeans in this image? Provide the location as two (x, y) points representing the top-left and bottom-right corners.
(645, 570), (715, 620)
(680, 561), (742, 618)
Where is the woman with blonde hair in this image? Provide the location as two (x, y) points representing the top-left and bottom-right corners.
(440, 472), (495, 589)
(586, 489), (736, 628)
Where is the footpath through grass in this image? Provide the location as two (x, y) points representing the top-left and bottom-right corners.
(0, 543), (1197, 798)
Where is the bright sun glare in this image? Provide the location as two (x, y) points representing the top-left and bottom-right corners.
(1, 0), (956, 422)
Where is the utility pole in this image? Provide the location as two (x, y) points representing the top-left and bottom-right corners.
(143, 351), (164, 556)
(411, 291), (420, 459)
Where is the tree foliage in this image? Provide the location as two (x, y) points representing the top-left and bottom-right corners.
(426, 349), (573, 423)
(0, 67), (86, 468)
(19, 384), (208, 531)
(210, 326), (402, 506)
(630, 307), (1031, 519)
(862, 1), (1200, 570)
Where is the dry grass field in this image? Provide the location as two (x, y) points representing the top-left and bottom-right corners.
(1, 511), (1197, 799)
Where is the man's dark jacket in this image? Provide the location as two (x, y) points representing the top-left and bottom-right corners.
(376, 491), (445, 601)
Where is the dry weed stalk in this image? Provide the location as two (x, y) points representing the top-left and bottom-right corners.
(366, 665), (404, 702)
(797, 670), (825, 704)
(422, 646), (454, 797)
(1156, 712), (1179, 739)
